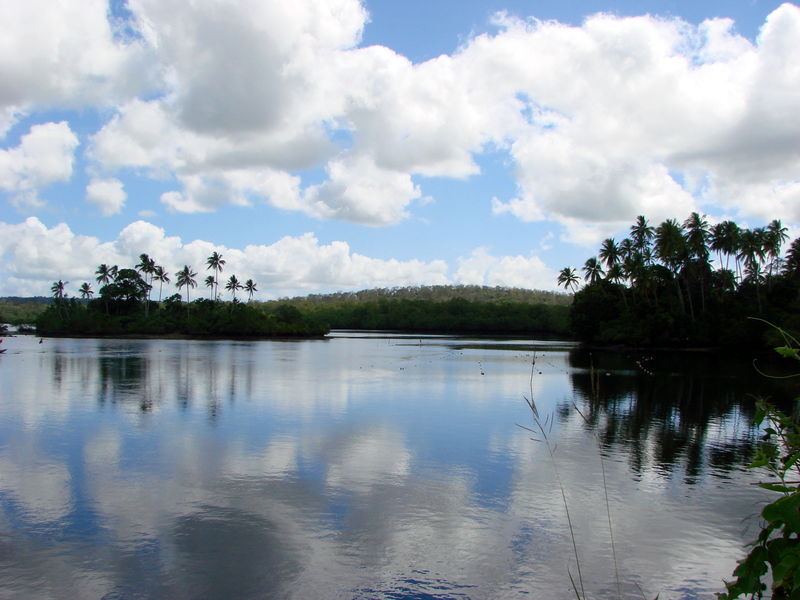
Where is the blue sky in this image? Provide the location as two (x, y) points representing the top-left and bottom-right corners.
(0, 0), (798, 299)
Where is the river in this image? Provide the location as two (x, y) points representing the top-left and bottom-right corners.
(0, 332), (788, 599)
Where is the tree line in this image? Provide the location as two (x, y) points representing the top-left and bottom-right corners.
(38, 252), (328, 337)
(297, 297), (570, 335)
(558, 213), (800, 348)
(284, 285), (571, 306)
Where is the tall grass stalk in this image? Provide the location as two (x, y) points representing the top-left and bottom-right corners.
(519, 349), (630, 600)
(519, 350), (586, 600)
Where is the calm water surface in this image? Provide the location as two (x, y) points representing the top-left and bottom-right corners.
(0, 332), (786, 599)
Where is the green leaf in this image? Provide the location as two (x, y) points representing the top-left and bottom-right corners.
(775, 346), (800, 360)
(763, 494), (800, 533)
(759, 483), (796, 494)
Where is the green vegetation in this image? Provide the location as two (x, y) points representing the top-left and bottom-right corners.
(294, 297), (569, 335)
(720, 325), (800, 599)
(280, 284), (571, 306)
(257, 285), (571, 335)
(561, 214), (800, 349)
(36, 255), (328, 338)
(0, 297), (50, 325)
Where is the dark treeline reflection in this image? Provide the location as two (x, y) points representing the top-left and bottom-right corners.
(48, 339), (258, 418)
(565, 349), (795, 483)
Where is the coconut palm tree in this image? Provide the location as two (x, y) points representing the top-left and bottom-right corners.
(204, 275), (215, 299)
(655, 218), (689, 316)
(175, 265), (197, 313)
(630, 215), (655, 257)
(95, 264), (118, 286)
(582, 257), (605, 285)
(135, 254), (156, 315)
(599, 238), (621, 271)
(153, 266), (170, 302)
(710, 221), (740, 273)
(557, 267), (580, 293)
(765, 219), (789, 277)
(738, 228), (767, 276)
(783, 237), (800, 277)
(51, 280), (67, 299)
(225, 275), (243, 301)
(95, 264), (118, 314)
(244, 279), (258, 302)
(683, 212), (710, 263)
(79, 282), (93, 299)
(206, 251), (225, 300)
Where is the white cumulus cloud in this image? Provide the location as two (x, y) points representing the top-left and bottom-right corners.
(86, 178), (126, 216)
(0, 122), (79, 208)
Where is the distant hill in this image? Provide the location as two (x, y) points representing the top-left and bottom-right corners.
(0, 297), (51, 324)
(271, 285), (571, 306)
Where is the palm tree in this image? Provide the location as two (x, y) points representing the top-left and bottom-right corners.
(783, 237), (800, 277)
(153, 266), (170, 302)
(135, 254), (156, 315)
(630, 215), (655, 257)
(204, 275), (215, 299)
(582, 257), (605, 285)
(655, 218), (689, 316)
(710, 221), (740, 273)
(599, 238), (620, 271)
(135, 254), (156, 280)
(95, 263), (118, 286)
(225, 275), (243, 301)
(50, 280), (67, 299)
(95, 264), (118, 314)
(683, 212), (710, 263)
(765, 219), (789, 277)
(206, 251), (225, 301)
(175, 265), (197, 312)
(557, 267), (580, 293)
(244, 279), (258, 302)
(79, 282), (93, 299)
(738, 228), (767, 276)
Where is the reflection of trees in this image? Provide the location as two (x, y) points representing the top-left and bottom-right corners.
(565, 349), (782, 481)
(44, 340), (258, 415)
(98, 349), (151, 411)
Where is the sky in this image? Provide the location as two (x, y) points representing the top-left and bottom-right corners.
(0, 0), (798, 300)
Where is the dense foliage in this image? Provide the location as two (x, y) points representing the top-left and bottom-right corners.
(0, 297), (50, 325)
(37, 256), (327, 338)
(719, 326), (800, 599)
(296, 297), (570, 335)
(283, 285), (571, 306)
(560, 214), (800, 349)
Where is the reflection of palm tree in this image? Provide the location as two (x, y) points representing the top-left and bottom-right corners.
(206, 252), (225, 301)
(153, 266), (170, 302)
(51, 280), (67, 299)
(79, 282), (93, 299)
(175, 266), (197, 312)
(225, 275), (242, 301)
(557, 267), (579, 293)
(244, 279), (257, 302)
